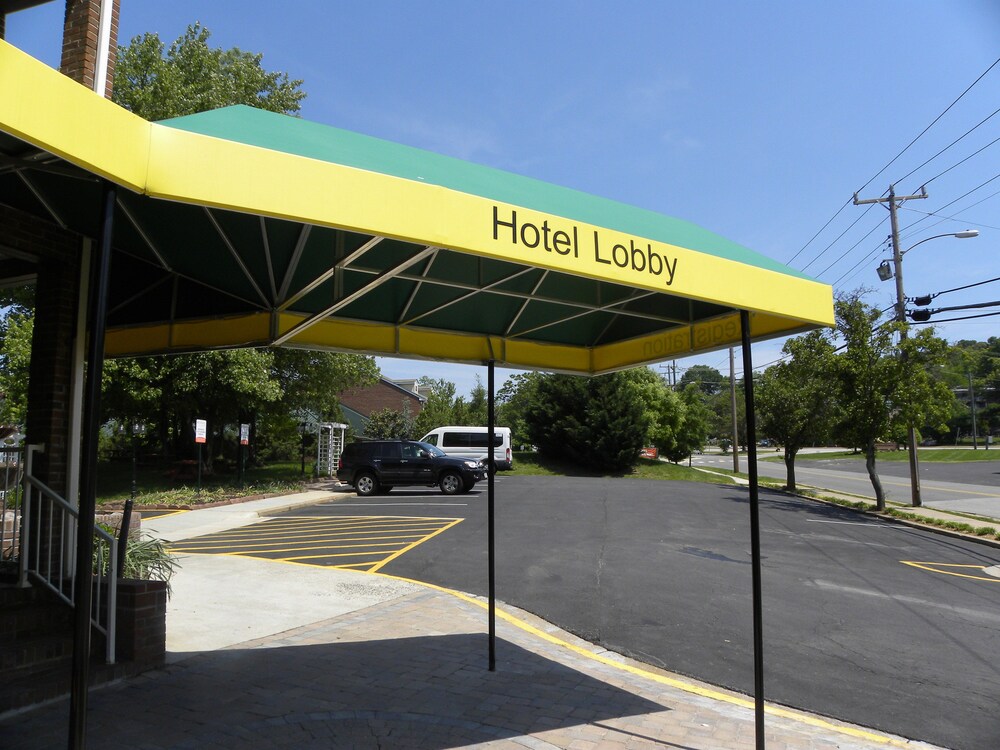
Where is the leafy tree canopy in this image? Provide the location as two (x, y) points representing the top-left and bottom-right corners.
(678, 364), (726, 396)
(524, 369), (667, 472)
(831, 295), (952, 509)
(113, 23), (306, 120)
(755, 330), (840, 491)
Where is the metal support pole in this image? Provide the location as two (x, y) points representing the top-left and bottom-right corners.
(70, 181), (116, 750)
(729, 347), (739, 472)
(740, 310), (765, 750)
(487, 359), (496, 671)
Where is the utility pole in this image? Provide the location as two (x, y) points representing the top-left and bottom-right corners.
(853, 184), (928, 506)
(969, 372), (979, 450)
(730, 347), (739, 473)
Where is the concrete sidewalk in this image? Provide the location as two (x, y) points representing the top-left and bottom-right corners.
(2, 490), (947, 749)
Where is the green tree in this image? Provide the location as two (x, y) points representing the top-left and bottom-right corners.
(756, 331), (840, 491)
(833, 296), (953, 510)
(365, 404), (416, 440)
(0, 286), (35, 426)
(706, 380), (745, 447)
(524, 370), (654, 472)
(628, 368), (686, 459)
(666, 384), (712, 463)
(0, 308), (33, 426)
(678, 364), (726, 396)
(113, 23), (306, 120)
(413, 377), (459, 437)
(496, 372), (542, 448)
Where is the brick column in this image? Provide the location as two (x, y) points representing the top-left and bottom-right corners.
(1, 205), (81, 497)
(60, 0), (120, 99)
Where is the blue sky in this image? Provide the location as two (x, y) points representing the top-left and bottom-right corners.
(6, 1), (999, 396)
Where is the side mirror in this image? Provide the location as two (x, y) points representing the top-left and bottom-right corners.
(418, 450), (430, 458)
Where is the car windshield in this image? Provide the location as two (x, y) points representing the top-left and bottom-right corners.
(415, 441), (446, 457)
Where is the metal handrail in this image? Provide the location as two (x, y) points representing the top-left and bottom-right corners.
(0, 445), (23, 568)
(19, 445), (117, 663)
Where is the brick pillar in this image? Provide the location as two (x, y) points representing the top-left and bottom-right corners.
(27, 258), (80, 497)
(60, 0), (120, 99)
(0, 205), (81, 498)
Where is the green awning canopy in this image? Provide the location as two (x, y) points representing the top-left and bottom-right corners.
(0, 40), (833, 374)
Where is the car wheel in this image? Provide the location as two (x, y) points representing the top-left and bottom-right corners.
(355, 472), (379, 496)
(439, 471), (462, 495)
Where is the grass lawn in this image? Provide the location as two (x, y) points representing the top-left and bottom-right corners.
(96, 458), (314, 506)
(509, 452), (733, 484)
(776, 449), (1000, 463)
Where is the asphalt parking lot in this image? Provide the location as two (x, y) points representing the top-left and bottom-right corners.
(259, 476), (1000, 750)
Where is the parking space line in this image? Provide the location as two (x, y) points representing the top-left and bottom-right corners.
(901, 560), (1000, 583)
(168, 515), (464, 573)
(369, 518), (464, 573)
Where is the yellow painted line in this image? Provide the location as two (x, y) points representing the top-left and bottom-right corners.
(169, 529), (438, 549)
(369, 518), (465, 573)
(171, 528), (442, 546)
(168, 538), (423, 555)
(367, 571), (913, 748)
(901, 561), (1000, 583)
(141, 509), (188, 519)
(274, 550), (389, 561)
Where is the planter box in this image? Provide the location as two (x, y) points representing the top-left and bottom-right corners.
(113, 579), (167, 668)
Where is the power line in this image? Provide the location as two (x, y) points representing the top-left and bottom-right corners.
(855, 55), (1000, 196)
(928, 276), (1000, 299)
(894, 106), (1000, 188)
(919, 132), (1000, 189)
(909, 310), (1000, 326)
(784, 199), (851, 266)
(807, 57), (1000, 279)
(899, 189), (1000, 233)
(899, 172), (1000, 240)
(800, 204), (880, 273)
(831, 238), (890, 287)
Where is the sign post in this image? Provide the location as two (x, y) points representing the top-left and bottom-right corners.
(194, 419), (207, 493)
(239, 423), (250, 489)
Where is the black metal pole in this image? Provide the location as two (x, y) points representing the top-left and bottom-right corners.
(69, 181), (116, 750)
(740, 310), (765, 750)
(487, 359), (496, 671)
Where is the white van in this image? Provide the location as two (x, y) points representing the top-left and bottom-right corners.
(419, 426), (513, 471)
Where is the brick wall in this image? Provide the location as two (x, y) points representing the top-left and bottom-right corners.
(2, 205), (82, 497)
(339, 379), (425, 419)
(113, 579), (167, 667)
(60, 0), (120, 98)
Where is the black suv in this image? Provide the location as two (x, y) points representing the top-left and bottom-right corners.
(337, 440), (485, 496)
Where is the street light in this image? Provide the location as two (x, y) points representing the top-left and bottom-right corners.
(877, 228), (979, 506)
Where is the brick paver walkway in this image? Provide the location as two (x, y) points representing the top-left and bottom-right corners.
(1, 583), (941, 749)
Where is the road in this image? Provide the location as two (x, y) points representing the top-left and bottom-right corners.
(692, 451), (1000, 517)
(239, 476), (1000, 750)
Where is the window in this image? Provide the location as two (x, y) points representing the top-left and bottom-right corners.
(442, 431), (501, 448)
(375, 442), (401, 459)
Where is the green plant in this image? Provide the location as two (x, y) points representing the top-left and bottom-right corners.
(94, 524), (178, 593)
